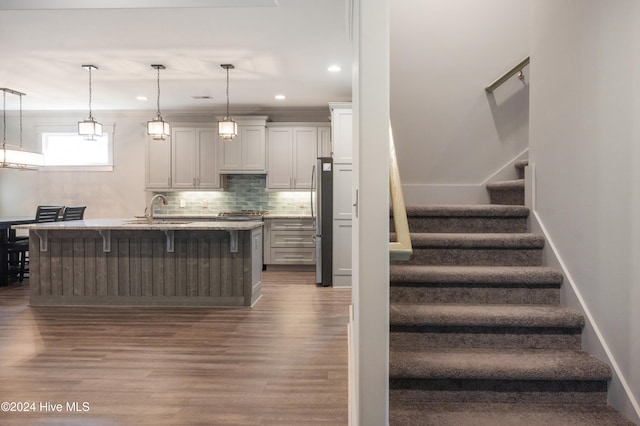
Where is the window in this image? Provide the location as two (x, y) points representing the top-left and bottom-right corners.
(39, 124), (114, 171)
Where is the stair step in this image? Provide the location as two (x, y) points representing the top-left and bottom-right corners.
(514, 159), (529, 179)
(390, 304), (583, 349)
(390, 402), (635, 426)
(393, 204), (529, 233)
(389, 348), (612, 404)
(390, 265), (563, 285)
(390, 304), (584, 328)
(486, 179), (525, 205)
(405, 233), (544, 266)
(390, 348), (611, 381)
(390, 266), (563, 304)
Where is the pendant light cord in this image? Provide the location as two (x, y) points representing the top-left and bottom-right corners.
(19, 93), (23, 148)
(2, 90), (6, 148)
(156, 66), (161, 118)
(88, 67), (94, 120)
(226, 66), (230, 118)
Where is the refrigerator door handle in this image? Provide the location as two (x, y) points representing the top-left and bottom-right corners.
(310, 164), (316, 227)
(315, 235), (322, 283)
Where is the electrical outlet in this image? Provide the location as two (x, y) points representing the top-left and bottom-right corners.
(202, 200), (208, 208)
(179, 199), (186, 208)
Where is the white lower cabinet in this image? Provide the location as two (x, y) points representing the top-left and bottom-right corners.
(263, 218), (315, 266)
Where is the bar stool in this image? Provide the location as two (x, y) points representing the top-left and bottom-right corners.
(7, 205), (64, 283)
(62, 206), (86, 221)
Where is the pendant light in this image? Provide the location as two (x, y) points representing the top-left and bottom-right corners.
(218, 64), (237, 140)
(78, 65), (103, 140)
(147, 64), (171, 140)
(0, 88), (44, 170)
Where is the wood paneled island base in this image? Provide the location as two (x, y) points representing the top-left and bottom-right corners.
(17, 220), (263, 307)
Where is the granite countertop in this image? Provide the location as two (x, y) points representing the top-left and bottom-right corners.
(15, 218), (263, 231)
(263, 214), (312, 219)
(152, 213), (312, 219)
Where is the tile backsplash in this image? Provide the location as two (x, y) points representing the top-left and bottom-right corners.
(153, 175), (311, 215)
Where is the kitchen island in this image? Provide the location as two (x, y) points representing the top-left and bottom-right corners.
(16, 219), (263, 307)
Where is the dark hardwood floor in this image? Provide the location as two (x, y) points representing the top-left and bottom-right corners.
(0, 271), (351, 425)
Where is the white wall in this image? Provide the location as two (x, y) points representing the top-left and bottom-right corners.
(352, 1), (391, 424)
(530, 1), (640, 422)
(390, 0), (529, 204)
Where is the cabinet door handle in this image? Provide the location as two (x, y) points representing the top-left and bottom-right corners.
(353, 189), (359, 218)
(196, 177), (200, 187)
(192, 177), (196, 187)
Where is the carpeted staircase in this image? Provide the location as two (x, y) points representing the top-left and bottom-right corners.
(389, 160), (635, 425)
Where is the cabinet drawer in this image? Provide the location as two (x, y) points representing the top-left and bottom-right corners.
(270, 230), (315, 248)
(271, 248), (315, 265)
(269, 218), (314, 231)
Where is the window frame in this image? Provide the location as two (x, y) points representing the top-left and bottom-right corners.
(37, 123), (114, 172)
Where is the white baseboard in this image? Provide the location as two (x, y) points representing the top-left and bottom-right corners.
(526, 164), (640, 425)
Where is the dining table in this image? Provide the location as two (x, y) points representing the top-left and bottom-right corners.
(0, 216), (36, 286)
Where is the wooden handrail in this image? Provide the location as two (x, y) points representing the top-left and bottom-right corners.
(389, 125), (412, 261)
(485, 56), (529, 93)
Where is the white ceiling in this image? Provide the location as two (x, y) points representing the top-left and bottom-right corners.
(0, 0), (353, 114)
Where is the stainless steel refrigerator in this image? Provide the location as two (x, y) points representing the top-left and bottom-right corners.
(311, 157), (333, 287)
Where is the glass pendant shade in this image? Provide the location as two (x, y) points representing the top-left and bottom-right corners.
(0, 145), (44, 170)
(147, 64), (171, 140)
(147, 115), (171, 140)
(218, 118), (237, 140)
(78, 117), (103, 140)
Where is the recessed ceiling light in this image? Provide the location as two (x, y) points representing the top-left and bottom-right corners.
(328, 65), (341, 73)
(275, 94), (286, 100)
(137, 96), (148, 101)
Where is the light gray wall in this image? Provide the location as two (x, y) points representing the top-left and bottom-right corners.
(530, 1), (640, 422)
(391, 0), (529, 204)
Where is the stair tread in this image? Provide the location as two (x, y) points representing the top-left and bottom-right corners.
(410, 232), (544, 249)
(390, 348), (612, 381)
(390, 265), (563, 284)
(402, 204), (530, 218)
(390, 402), (635, 426)
(486, 179), (525, 190)
(390, 304), (584, 328)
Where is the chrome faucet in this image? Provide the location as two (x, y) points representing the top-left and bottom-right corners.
(145, 194), (169, 223)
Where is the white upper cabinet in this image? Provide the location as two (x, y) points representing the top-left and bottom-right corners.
(266, 127), (293, 190)
(145, 135), (172, 190)
(330, 103), (353, 164)
(317, 125), (332, 158)
(219, 116), (268, 174)
(292, 127), (316, 189)
(266, 124), (323, 191)
(172, 127), (221, 190)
